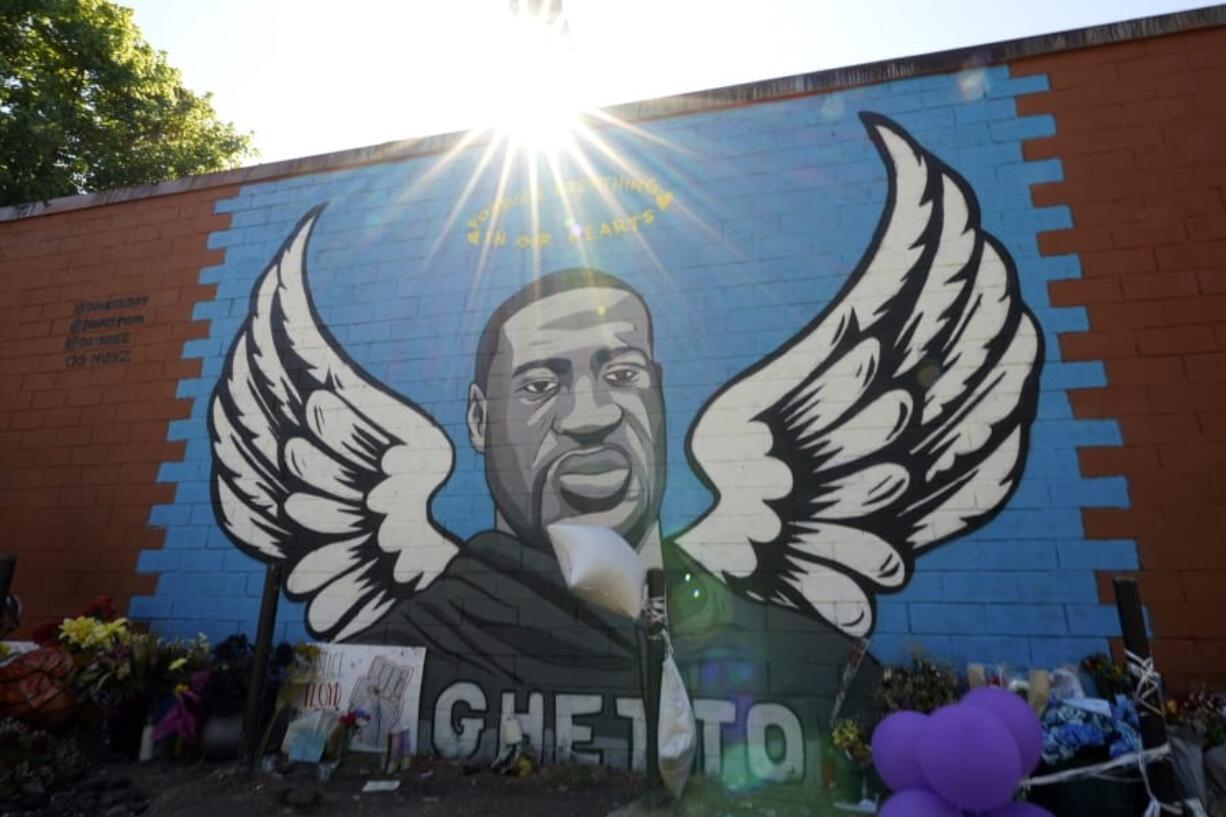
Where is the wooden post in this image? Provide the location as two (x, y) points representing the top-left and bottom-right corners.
(643, 568), (667, 805)
(241, 563), (283, 770)
(1112, 577), (1181, 812)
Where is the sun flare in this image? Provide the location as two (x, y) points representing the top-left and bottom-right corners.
(489, 3), (582, 154)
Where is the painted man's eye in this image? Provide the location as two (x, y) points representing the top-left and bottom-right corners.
(603, 366), (643, 388)
(520, 379), (559, 399)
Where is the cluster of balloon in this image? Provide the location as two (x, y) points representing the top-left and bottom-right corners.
(871, 687), (1054, 817)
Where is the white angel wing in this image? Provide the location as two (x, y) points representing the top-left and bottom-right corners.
(209, 205), (460, 641)
(676, 113), (1043, 638)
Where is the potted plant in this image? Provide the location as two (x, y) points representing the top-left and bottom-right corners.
(829, 718), (873, 803)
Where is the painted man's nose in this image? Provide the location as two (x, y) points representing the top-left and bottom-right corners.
(555, 380), (622, 441)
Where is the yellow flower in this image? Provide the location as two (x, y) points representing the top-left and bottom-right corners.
(59, 615), (131, 650)
(174, 682), (189, 696)
(168, 657), (187, 672)
(59, 616), (98, 649)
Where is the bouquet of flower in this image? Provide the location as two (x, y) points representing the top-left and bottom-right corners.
(876, 655), (962, 714)
(1165, 691), (1226, 748)
(330, 708), (371, 759)
(1080, 653), (1130, 700)
(1041, 694), (1141, 767)
(831, 718), (872, 765)
(59, 615), (139, 705)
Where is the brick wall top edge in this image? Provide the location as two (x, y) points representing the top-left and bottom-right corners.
(1, 4), (1223, 225)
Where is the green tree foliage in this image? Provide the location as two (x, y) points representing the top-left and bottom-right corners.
(0, 0), (253, 206)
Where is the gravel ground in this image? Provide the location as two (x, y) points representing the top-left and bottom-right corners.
(99, 755), (833, 817)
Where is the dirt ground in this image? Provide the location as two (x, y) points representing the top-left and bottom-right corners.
(104, 755), (836, 817)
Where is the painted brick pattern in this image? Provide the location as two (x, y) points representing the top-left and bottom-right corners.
(130, 65), (1131, 671)
(1014, 26), (1226, 688)
(0, 187), (235, 636)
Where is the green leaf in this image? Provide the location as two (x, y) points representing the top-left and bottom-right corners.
(1, 0), (254, 206)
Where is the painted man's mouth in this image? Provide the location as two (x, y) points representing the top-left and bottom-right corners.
(553, 447), (632, 511)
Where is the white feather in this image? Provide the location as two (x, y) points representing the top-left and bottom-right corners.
(209, 210), (459, 640)
(678, 117), (1040, 638)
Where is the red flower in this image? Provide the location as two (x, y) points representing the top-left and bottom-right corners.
(82, 595), (118, 622)
(32, 621), (60, 646)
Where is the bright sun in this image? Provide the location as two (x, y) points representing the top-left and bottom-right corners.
(488, 4), (582, 153)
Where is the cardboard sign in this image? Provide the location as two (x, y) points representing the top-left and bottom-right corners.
(290, 645), (426, 754)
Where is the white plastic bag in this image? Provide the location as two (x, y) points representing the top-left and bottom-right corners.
(546, 524), (645, 620)
(657, 653), (697, 799)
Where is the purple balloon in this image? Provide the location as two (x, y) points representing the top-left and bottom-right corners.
(871, 711), (929, 792)
(917, 704), (1024, 812)
(990, 803), (1057, 817)
(963, 686), (1044, 774)
(878, 788), (963, 817)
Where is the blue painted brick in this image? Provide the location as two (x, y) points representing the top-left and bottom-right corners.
(948, 637), (1032, 668)
(136, 550), (179, 574)
(173, 481), (212, 505)
(997, 158), (1062, 185)
(1034, 305), (1093, 333)
(1046, 477), (1130, 508)
(201, 572), (249, 599)
(921, 540), (1059, 571)
(188, 503), (219, 527)
(228, 207), (270, 229)
(148, 503), (191, 528)
(1065, 604), (1126, 637)
(128, 595), (173, 620)
(872, 636), (955, 666)
(1035, 254), (1082, 281)
(180, 549), (224, 572)
(909, 604), (989, 635)
(989, 74), (1049, 98)
(1032, 418), (1120, 446)
(874, 601), (910, 634)
(982, 508), (1084, 540)
(1057, 540), (1138, 570)
(223, 550), (260, 571)
(1038, 362), (1108, 391)
(1029, 638), (1111, 669)
(161, 526), (208, 550)
(982, 604), (1068, 636)
(955, 99), (1017, 124)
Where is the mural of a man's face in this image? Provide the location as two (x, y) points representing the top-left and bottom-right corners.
(467, 283), (666, 549)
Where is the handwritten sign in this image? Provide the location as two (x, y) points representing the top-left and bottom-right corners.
(290, 644), (426, 754)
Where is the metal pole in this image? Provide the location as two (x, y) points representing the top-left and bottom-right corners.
(1112, 577), (1181, 811)
(643, 568), (667, 805)
(241, 563), (283, 770)
(0, 555), (16, 603)
(0, 555), (18, 639)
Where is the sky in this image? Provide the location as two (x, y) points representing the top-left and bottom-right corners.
(123, 0), (1215, 165)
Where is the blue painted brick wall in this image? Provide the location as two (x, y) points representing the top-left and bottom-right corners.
(133, 65), (1136, 671)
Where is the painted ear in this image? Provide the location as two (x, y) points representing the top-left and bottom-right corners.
(467, 383), (488, 454)
(675, 113), (1043, 638)
(209, 206), (461, 642)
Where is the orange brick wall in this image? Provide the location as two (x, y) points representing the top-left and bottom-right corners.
(0, 188), (234, 637)
(1014, 26), (1226, 689)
